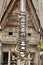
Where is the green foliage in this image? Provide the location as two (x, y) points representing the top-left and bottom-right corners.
(40, 41), (43, 51)
(6, 12), (11, 22)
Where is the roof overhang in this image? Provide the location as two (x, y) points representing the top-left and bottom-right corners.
(0, 0), (16, 29)
(0, 0), (43, 36)
(27, 0), (43, 36)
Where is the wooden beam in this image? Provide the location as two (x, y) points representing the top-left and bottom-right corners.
(0, 0), (16, 29)
(27, 0), (43, 36)
(27, 0), (40, 31)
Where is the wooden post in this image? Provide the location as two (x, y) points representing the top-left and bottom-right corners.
(8, 51), (11, 65)
(17, 59), (21, 65)
(0, 44), (2, 65)
(28, 54), (30, 65)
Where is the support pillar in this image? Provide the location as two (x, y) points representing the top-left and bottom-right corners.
(38, 49), (40, 65)
(0, 44), (2, 65)
(28, 54), (30, 65)
(21, 60), (25, 65)
(17, 59), (21, 65)
(8, 51), (11, 65)
(34, 51), (40, 65)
